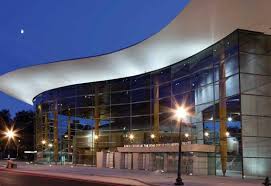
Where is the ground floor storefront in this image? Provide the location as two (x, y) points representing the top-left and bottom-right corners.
(97, 144), (216, 176)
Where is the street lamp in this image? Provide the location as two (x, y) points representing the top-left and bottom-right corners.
(48, 143), (53, 164)
(174, 106), (189, 185)
(4, 129), (16, 159)
(41, 140), (46, 159)
(16, 139), (21, 159)
(129, 133), (134, 141)
(5, 130), (15, 139)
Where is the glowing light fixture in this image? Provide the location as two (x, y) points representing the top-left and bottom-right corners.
(184, 133), (189, 138)
(175, 106), (189, 120)
(129, 134), (134, 140)
(204, 132), (209, 137)
(150, 134), (155, 139)
(48, 143), (53, 148)
(226, 132), (230, 137)
(5, 129), (16, 140)
(94, 134), (99, 140)
(41, 140), (46, 145)
(227, 116), (233, 122)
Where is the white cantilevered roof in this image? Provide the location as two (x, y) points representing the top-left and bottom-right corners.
(1, 0), (271, 105)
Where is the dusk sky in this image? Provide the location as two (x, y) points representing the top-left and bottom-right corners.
(0, 0), (189, 116)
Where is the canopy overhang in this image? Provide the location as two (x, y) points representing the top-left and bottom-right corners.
(1, 0), (271, 105)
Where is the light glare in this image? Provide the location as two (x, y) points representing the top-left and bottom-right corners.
(129, 134), (134, 140)
(175, 106), (188, 120)
(228, 117), (233, 122)
(94, 135), (99, 140)
(5, 129), (15, 139)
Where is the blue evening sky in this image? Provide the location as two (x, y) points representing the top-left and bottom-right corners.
(0, 0), (189, 116)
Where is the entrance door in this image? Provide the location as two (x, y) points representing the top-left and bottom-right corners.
(182, 153), (193, 175)
(167, 153), (178, 172)
(167, 152), (193, 174)
(153, 153), (164, 171)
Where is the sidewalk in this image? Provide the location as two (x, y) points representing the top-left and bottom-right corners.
(0, 161), (263, 186)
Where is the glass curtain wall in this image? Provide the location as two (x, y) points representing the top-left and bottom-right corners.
(33, 30), (271, 177)
(239, 31), (271, 178)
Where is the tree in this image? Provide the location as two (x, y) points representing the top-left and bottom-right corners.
(0, 109), (12, 130)
(13, 110), (35, 160)
(0, 109), (12, 159)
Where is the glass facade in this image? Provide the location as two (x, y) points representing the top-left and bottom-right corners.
(33, 30), (271, 178)
(239, 31), (271, 177)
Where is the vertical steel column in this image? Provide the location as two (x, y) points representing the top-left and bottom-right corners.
(153, 79), (160, 143)
(219, 59), (228, 176)
(53, 103), (59, 163)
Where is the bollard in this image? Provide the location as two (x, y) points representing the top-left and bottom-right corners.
(6, 160), (11, 169)
(262, 177), (271, 186)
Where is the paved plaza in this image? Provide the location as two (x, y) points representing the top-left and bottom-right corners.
(0, 161), (264, 186)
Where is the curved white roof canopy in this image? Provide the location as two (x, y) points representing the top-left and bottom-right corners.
(1, 0), (271, 105)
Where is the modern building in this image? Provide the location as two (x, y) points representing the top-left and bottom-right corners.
(0, 0), (271, 178)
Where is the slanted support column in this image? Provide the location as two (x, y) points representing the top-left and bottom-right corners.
(53, 104), (59, 163)
(44, 113), (48, 143)
(219, 59), (228, 176)
(94, 85), (100, 137)
(37, 105), (42, 150)
(153, 79), (160, 143)
(67, 111), (71, 161)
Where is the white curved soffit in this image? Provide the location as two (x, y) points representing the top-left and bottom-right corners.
(1, 0), (271, 105)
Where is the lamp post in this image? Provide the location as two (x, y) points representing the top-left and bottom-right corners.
(41, 140), (46, 159)
(16, 139), (21, 159)
(174, 106), (188, 186)
(5, 129), (15, 159)
(48, 143), (53, 164)
(93, 134), (99, 166)
(150, 134), (155, 141)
